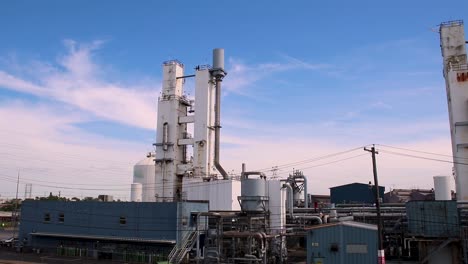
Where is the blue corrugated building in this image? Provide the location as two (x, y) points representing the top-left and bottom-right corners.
(330, 182), (384, 204)
(307, 221), (378, 264)
(19, 200), (208, 262)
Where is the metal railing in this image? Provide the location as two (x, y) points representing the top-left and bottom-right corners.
(448, 62), (468, 72)
(440, 20), (464, 27)
(168, 230), (197, 264)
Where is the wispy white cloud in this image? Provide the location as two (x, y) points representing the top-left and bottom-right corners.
(370, 101), (392, 110)
(0, 40), (158, 130)
(223, 55), (331, 95)
(0, 101), (147, 200)
(279, 54), (331, 70)
(0, 71), (44, 95)
(0, 40), (161, 199)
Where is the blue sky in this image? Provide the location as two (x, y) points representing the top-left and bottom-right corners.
(0, 1), (467, 199)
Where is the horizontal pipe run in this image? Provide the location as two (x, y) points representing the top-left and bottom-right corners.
(176, 74), (196, 79)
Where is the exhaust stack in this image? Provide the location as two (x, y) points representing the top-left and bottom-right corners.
(211, 48), (229, 180)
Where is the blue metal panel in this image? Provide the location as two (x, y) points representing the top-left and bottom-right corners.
(19, 201), (208, 248)
(406, 201), (459, 237)
(307, 222), (377, 264)
(330, 183), (384, 204)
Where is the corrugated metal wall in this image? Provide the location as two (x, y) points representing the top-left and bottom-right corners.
(330, 183), (384, 204)
(406, 200), (459, 237)
(19, 201), (208, 248)
(307, 223), (377, 264)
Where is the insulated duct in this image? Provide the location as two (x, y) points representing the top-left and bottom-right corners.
(282, 183), (294, 218)
(212, 48), (229, 180)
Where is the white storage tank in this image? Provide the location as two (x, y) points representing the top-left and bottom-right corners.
(133, 153), (156, 202)
(131, 183), (143, 202)
(240, 172), (267, 212)
(267, 180), (286, 234)
(433, 175), (452, 201)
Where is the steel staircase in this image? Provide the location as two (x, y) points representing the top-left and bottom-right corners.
(168, 230), (198, 264)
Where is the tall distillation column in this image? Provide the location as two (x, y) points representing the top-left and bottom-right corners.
(440, 20), (468, 203)
(131, 50), (240, 205)
(154, 60), (190, 202)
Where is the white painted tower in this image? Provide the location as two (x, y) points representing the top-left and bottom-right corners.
(440, 20), (468, 203)
(131, 50), (241, 209)
(153, 60), (191, 202)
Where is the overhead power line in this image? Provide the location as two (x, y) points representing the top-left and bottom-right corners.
(378, 149), (468, 166)
(376, 143), (465, 161)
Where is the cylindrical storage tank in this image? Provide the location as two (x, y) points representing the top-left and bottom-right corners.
(131, 183), (143, 202)
(434, 176), (452, 200)
(133, 154), (156, 202)
(267, 180), (285, 234)
(241, 175), (266, 212)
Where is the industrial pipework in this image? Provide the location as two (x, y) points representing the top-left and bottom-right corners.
(282, 183), (294, 218)
(292, 172), (308, 208)
(211, 48), (230, 180)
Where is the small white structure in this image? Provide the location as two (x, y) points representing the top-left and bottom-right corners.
(131, 183), (143, 202)
(433, 176), (452, 201)
(182, 179), (241, 211)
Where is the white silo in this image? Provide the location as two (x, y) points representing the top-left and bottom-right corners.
(133, 153), (156, 202)
(433, 176), (452, 201)
(130, 183), (143, 202)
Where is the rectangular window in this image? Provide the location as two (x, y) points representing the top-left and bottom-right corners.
(346, 244), (368, 254)
(44, 213), (51, 222)
(58, 213), (65, 223)
(119, 216), (126, 225)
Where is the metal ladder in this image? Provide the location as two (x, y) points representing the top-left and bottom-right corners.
(168, 230), (198, 264)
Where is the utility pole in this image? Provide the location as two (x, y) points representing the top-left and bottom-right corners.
(364, 145), (385, 264)
(12, 170), (20, 241)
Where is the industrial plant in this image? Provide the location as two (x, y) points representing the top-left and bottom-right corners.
(12, 20), (468, 263)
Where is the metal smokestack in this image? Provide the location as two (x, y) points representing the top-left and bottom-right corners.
(213, 48), (225, 73)
(212, 48), (229, 180)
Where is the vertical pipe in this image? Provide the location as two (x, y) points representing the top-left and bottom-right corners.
(213, 79), (229, 180)
(212, 49), (229, 180)
(163, 122), (168, 151)
(282, 183), (294, 218)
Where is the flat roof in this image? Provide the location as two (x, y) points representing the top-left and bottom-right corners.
(330, 182), (384, 189)
(30, 232), (176, 245)
(306, 221), (377, 231)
